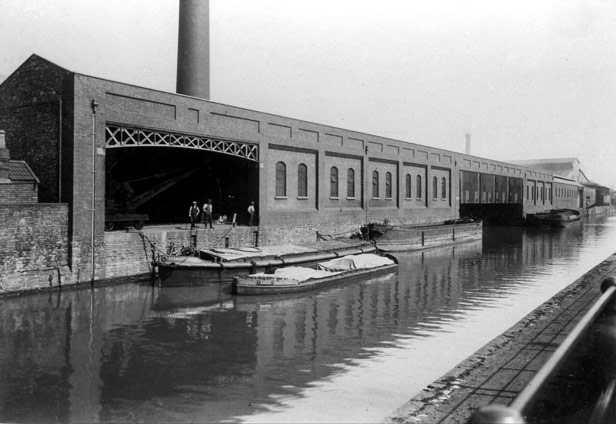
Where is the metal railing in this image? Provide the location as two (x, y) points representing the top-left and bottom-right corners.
(467, 276), (616, 424)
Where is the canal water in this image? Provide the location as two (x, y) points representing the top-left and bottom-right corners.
(2, 215), (616, 423)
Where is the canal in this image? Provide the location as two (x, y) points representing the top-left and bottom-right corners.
(1, 215), (616, 423)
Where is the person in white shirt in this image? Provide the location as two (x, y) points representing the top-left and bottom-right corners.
(202, 199), (213, 229)
(248, 201), (255, 227)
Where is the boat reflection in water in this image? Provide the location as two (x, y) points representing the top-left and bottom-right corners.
(1, 217), (615, 423)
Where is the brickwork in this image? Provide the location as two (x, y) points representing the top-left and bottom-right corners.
(0, 55), (70, 202)
(0, 182), (37, 203)
(0, 204), (71, 294)
(0, 55), (590, 285)
(103, 226), (257, 281)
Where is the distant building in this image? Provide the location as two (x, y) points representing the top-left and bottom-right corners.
(509, 158), (586, 183)
(510, 158), (611, 207)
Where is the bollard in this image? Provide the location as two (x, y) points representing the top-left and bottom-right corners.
(225, 237), (230, 248)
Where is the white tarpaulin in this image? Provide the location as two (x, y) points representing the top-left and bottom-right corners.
(317, 253), (394, 272)
(247, 266), (340, 283)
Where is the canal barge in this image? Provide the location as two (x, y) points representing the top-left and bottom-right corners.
(525, 208), (581, 228)
(369, 218), (483, 252)
(232, 253), (398, 296)
(157, 239), (377, 285)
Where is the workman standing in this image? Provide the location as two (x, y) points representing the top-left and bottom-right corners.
(248, 201), (255, 227)
(203, 199), (214, 229)
(188, 201), (200, 229)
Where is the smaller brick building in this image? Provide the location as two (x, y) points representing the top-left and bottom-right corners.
(0, 129), (39, 202)
(0, 129), (71, 294)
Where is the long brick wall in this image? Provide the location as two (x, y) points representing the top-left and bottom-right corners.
(0, 204), (72, 294)
(102, 225), (257, 281)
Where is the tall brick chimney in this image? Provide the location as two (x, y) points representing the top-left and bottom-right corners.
(177, 0), (210, 99)
(0, 130), (11, 182)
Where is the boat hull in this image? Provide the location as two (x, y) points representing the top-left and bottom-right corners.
(525, 209), (581, 228)
(232, 263), (398, 296)
(157, 241), (378, 286)
(373, 220), (482, 252)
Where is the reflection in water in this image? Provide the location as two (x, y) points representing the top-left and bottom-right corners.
(1, 216), (616, 423)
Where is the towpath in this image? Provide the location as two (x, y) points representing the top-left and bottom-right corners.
(384, 252), (616, 424)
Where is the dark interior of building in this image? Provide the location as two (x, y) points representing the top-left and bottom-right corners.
(105, 147), (259, 228)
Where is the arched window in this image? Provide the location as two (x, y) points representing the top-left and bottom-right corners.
(416, 175), (422, 198)
(275, 162), (287, 197)
(372, 171), (380, 198)
(347, 168), (355, 198)
(441, 177), (447, 199)
(297, 164), (307, 197)
(432, 176), (438, 199)
(385, 172), (392, 198)
(405, 174), (412, 198)
(330, 166), (339, 197)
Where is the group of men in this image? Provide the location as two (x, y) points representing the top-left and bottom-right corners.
(188, 199), (255, 229)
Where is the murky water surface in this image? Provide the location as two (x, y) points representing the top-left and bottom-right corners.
(2, 216), (616, 423)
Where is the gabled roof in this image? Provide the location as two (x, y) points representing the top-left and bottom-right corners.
(7, 160), (39, 183)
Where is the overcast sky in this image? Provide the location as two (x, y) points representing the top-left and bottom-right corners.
(1, 0), (615, 187)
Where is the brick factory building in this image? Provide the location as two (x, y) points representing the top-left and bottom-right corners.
(0, 54), (596, 286)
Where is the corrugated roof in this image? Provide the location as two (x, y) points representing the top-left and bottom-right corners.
(7, 160), (39, 183)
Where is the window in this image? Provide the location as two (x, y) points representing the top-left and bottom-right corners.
(432, 176), (438, 199)
(330, 167), (339, 197)
(275, 162), (286, 197)
(405, 174), (412, 198)
(441, 177), (447, 199)
(298, 164), (307, 197)
(416, 175), (422, 198)
(385, 172), (392, 198)
(372, 171), (379, 198)
(347, 168), (355, 198)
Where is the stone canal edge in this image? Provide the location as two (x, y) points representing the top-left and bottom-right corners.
(384, 252), (616, 424)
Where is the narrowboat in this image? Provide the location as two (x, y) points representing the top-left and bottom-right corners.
(156, 239), (378, 286)
(368, 218), (483, 252)
(525, 208), (581, 228)
(232, 253), (398, 296)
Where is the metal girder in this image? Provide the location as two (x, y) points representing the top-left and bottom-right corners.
(105, 124), (259, 162)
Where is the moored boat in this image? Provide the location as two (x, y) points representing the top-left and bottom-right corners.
(369, 218), (483, 252)
(156, 239), (378, 286)
(232, 253), (398, 296)
(525, 208), (581, 228)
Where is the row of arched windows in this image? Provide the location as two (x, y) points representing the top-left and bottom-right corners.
(275, 162), (357, 199)
(276, 161), (448, 201)
(371, 171), (393, 199)
(329, 167), (356, 198)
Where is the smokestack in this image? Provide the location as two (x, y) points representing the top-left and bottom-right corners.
(465, 133), (471, 155)
(177, 0), (210, 99)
